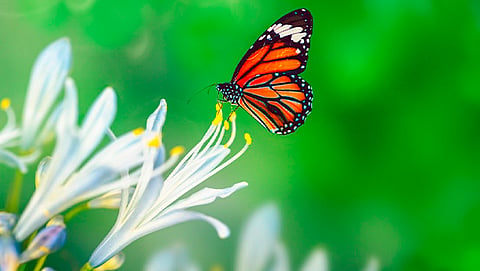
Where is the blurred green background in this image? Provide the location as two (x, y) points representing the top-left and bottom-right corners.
(1, 0), (480, 270)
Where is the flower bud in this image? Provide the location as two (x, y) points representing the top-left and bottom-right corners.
(19, 216), (66, 263)
(0, 235), (19, 271)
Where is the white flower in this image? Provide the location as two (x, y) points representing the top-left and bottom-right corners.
(0, 38), (71, 172)
(86, 189), (132, 210)
(237, 204), (380, 271)
(144, 204), (380, 271)
(14, 78), (155, 241)
(300, 249), (328, 271)
(362, 257), (380, 271)
(87, 104), (251, 268)
(236, 204), (281, 271)
(0, 99), (27, 172)
(21, 38), (71, 151)
(0, 212), (18, 271)
(145, 245), (200, 271)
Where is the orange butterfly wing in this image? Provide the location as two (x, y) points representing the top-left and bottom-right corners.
(238, 73), (313, 135)
(217, 9), (313, 134)
(232, 8), (312, 88)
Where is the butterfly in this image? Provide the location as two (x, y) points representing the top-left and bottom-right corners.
(216, 8), (313, 135)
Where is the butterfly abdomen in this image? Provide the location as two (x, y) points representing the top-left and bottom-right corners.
(216, 83), (243, 104)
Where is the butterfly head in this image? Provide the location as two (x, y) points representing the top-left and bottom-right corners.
(216, 83), (242, 104)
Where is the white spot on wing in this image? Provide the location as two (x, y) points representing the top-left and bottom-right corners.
(292, 32), (307, 43)
(273, 23), (283, 31)
(275, 24), (291, 34)
(279, 27), (303, 38)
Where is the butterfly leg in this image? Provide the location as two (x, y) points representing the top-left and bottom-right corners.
(216, 92), (229, 104)
(227, 105), (240, 121)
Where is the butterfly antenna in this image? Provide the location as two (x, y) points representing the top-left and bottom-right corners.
(187, 83), (217, 104)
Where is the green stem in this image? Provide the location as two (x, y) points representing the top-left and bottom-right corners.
(64, 203), (88, 223)
(33, 256), (47, 271)
(5, 169), (24, 213)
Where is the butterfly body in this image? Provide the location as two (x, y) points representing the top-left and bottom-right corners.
(217, 8), (313, 135)
(217, 82), (242, 104)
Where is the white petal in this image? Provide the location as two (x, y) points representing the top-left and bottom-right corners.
(0, 212), (17, 232)
(116, 144), (158, 225)
(89, 210), (229, 268)
(0, 235), (19, 271)
(87, 189), (129, 209)
(14, 206), (49, 241)
(0, 149), (27, 173)
(94, 252), (125, 271)
(36, 102), (64, 146)
(270, 242), (289, 271)
(145, 245), (200, 271)
(362, 257), (380, 271)
(22, 38), (71, 150)
(57, 167), (118, 203)
(158, 146), (229, 208)
(236, 204), (281, 271)
(80, 130), (150, 174)
(35, 157), (51, 188)
(146, 99), (167, 134)
(300, 249), (328, 271)
(162, 182), (247, 214)
(78, 87), (117, 158)
(0, 107), (17, 138)
(56, 77), (78, 135)
(137, 210), (230, 240)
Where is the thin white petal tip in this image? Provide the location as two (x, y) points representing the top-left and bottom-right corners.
(160, 99), (167, 108)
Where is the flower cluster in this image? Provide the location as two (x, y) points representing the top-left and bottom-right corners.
(0, 38), (251, 271)
(0, 39), (70, 174)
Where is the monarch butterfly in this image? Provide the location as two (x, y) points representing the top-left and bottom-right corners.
(216, 8), (313, 135)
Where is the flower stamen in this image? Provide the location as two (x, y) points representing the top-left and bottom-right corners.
(224, 114), (237, 148)
(132, 127), (145, 136)
(170, 146), (185, 156)
(244, 133), (252, 145)
(147, 135), (161, 148)
(1, 98), (11, 110)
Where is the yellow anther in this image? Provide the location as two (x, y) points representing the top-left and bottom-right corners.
(39, 246), (51, 253)
(216, 103), (222, 112)
(244, 133), (252, 145)
(132, 127), (145, 136)
(223, 120), (230, 131)
(210, 264), (224, 271)
(229, 111), (237, 121)
(212, 111), (223, 125)
(1, 98), (11, 110)
(148, 136), (161, 148)
(42, 209), (51, 218)
(170, 146), (185, 156)
(46, 216), (65, 227)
